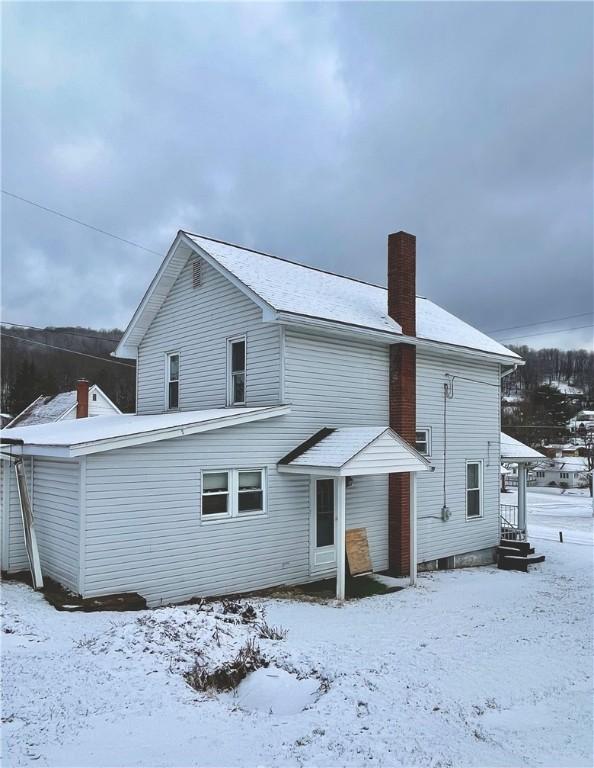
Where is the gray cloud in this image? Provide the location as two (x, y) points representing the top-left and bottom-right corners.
(2, 1), (592, 351)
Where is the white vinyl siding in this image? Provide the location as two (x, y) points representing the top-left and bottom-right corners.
(81, 328), (391, 605)
(416, 351), (500, 563)
(136, 258), (281, 413)
(1, 457), (80, 591)
(32, 458), (80, 591)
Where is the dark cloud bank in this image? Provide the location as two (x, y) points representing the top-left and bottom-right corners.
(2, 2), (592, 350)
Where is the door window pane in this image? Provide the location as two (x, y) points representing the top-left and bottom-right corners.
(316, 479), (334, 548)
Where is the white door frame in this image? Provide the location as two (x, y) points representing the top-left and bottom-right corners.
(310, 476), (337, 570)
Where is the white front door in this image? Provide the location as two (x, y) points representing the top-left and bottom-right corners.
(311, 477), (336, 568)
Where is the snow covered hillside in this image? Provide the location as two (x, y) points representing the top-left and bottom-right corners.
(2, 507), (593, 767)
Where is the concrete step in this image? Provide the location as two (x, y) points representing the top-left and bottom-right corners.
(498, 554), (546, 573)
(499, 539), (533, 556)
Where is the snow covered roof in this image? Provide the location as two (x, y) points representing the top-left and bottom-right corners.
(500, 433), (546, 462)
(114, 231), (521, 362)
(278, 426), (432, 476)
(0, 405), (290, 457)
(552, 456), (589, 472)
(6, 385), (120, 428)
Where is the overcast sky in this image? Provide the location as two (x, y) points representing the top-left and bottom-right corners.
(2, 2), (592, 351)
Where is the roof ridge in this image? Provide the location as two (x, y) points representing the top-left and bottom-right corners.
(183, 230), (390, 292)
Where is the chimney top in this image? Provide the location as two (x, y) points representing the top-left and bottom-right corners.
(76, 379), (89, 419)
(387, 231), (416, 337)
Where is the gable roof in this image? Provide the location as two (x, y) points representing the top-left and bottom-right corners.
(6, 385), (120, 429)
(278, 426), (432, 476)
(500, 432), (546, 462)
(0, 405), (290, 457)
(115, 230), (521, 363)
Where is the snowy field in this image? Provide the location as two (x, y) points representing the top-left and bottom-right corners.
(504, 486), (593, 546)
(2, 497), (593, 768)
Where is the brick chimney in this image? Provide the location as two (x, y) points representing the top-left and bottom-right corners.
(388, 231), (417, 576)
(76, 379), (89, 419)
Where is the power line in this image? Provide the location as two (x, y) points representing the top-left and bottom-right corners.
(1, 321), (122, 344)
(488, 312), (593, 334)
(498, 324), (593, 342)
(2, 333), (135, 368)
(2, 189), (163, 257)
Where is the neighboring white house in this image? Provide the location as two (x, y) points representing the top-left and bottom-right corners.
(5, 382), (121, 428)
(1, 229), (525, 605)
(532, 456), (589, 489)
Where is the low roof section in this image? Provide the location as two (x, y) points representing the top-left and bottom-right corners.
(0, 405), (290, 458)
(501, 432), (546, 464)
(278, 426), (433, 476)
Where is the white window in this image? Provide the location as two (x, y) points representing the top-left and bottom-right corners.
(466, 460), (483, 519)
(415, 428), (431, 457)
(227, 337), (246, 405)
(166, 352), (180, 410)
(536, 471), (545, 478)
(560, 472), (569, 479)
(201, 468), (265, 520)
(92, 393), (97, 402)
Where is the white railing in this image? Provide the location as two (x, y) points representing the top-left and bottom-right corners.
(500, 503), (527, 541)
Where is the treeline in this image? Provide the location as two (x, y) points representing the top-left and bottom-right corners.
(501, 345), (594, 447)
(502, 345), (594, 400)
(1, 326), (136, 417)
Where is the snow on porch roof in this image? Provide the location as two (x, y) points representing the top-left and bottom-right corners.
(0, 405), (290, 458)
(277, 426), (433, 476)
(501, 432), (545, 463)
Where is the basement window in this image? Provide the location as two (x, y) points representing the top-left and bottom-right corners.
(415, 428), (431, 457)
(466, 460), (483, 519)
(227, 336), (246, 405)
(166, 352), (180, 410)
(201, 468), (266, 520)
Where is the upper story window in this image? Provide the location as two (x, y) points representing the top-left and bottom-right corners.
(415, 428), (431, 457)
(227, 336), (246, 405)
(466, 460), (483, 519)
(166, 352), (180, 409)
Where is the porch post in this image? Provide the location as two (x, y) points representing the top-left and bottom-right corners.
(336, 476), (346, 601)
(518, 464), (527, 535)
(409, 472), (417, 586)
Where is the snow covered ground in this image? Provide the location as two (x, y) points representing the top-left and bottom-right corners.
(2, 500), (593, 767)
(503, 486), (593, 545)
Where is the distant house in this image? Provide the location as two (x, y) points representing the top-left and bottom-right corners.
(533, 457), (589, 489)
(5, 381), (120, 428)
(569, 410), (594, 433)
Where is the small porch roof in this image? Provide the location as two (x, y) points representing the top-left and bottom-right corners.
(501, 432), (546, 463)
(277, 426), (432, 476)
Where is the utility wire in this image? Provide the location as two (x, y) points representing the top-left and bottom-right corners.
(2, 189), (162, 257)
(1, 321), (121, 344)
(2, 333), (135, 368)
(497, 324), (593, 342)
(488, 312), (593, 334)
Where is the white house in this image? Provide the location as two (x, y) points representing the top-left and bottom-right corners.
(2, 230), (533, 605)
(5, 381), (120, 428)
(532, 456), (589, 489)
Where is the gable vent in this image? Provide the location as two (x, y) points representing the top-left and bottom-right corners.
(191, 258), (202, 288)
